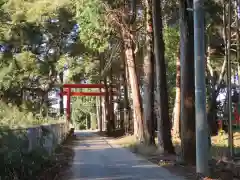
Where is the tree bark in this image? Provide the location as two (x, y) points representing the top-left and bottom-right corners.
(118, 73), (124, 130)
(143, 0), (155, 145)
(99, 57), (103, 132)
(172, 53), (181, 138)
(206, 43), (218, 135)
(103, 57), (111, 134)
(59, 72), (64, 116)
(206, 0), (228, 135)
(152, 0), (175, 154)
(121, 49), (131, 133)
(122, 30), (144, 142)
(96, 96), (101, 131)
(98, 92), (103, 132)
(104, 77), (111, 134)
(101, 91), (106, 131)
(108, 68), (115, 131)
(179, 0), (196, 164)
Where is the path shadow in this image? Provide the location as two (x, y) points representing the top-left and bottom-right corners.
(55, 132), (182, 180)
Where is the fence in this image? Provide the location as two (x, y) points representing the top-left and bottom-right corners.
(0, 122), (71, 178)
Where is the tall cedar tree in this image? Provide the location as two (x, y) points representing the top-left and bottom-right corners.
(152, 0), (175, 153)
(179, 0), (196, 164)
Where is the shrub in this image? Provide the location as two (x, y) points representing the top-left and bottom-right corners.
(0, 102), (66, 179)
(0, 102), (64, 128)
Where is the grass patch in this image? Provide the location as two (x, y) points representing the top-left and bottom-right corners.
(106, 133), (240, 158)
(211, 130), (240, 159)
(106, 133), (240, 179)
(108, 135), (136, 147)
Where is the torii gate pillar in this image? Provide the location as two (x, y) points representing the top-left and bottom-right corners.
(66, 88), (71, 121)
(58, 83), (117, 123)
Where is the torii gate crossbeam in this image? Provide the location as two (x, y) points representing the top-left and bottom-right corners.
(58, 84), (116, 121)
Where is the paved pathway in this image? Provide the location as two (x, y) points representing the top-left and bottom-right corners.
(60, 131), (185, 180)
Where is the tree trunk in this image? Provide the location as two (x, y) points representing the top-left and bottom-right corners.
(99, 57), (103, 132)
(104, 77), (111, 134)
(104, 79), (110, 133)
(59, 72), (64, 116)
(152, 0), (175, 154)
(101, 92), (106, 131)
(121, 48), (131, 133)
(96, 97), (101, 131)
(103, 57), (111, 133)
(91, 112), (97, 130)
(98, 92), (103, 132)
(118, 73), (124, 130)
(179, 0), (196, 164)
(206, 43), (218, 135)
(122, 30), (144, 142)
(172, 53), (181, 138)
(206, 1), (228, 135)
(143, 0), (155, 145)
(108, 68), (115, 131)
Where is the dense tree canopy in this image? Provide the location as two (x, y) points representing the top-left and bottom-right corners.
(0, 0), (239, 177)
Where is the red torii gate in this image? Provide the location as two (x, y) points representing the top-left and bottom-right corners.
(58, 83), (116, 121)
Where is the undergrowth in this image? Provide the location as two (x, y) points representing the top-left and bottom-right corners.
(0, 102), (68, 179)
(0, 102), (65, 128)
(0, 128), (53, 179)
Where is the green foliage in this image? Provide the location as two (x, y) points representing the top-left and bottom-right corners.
(0, 1), (111, 178)
(2, 0), (70, 23)
(75, 0), (111, 52)
(0, 51), (40, 93)
(164, 26), (179, 63)
(71, 89), (96, 129)
(67, 55), (100, 83)
(163, 26), (179, 112)
(0, 130), (48, 179)
(0, 125), (63, 179)
(0, 0), (76, 112)
(205, 0), (222, 31)
(90, 113), (97, 130)
(0, 102), (63, 128)
(0, 0), (107, 109)
(72, 109), (87, 129)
